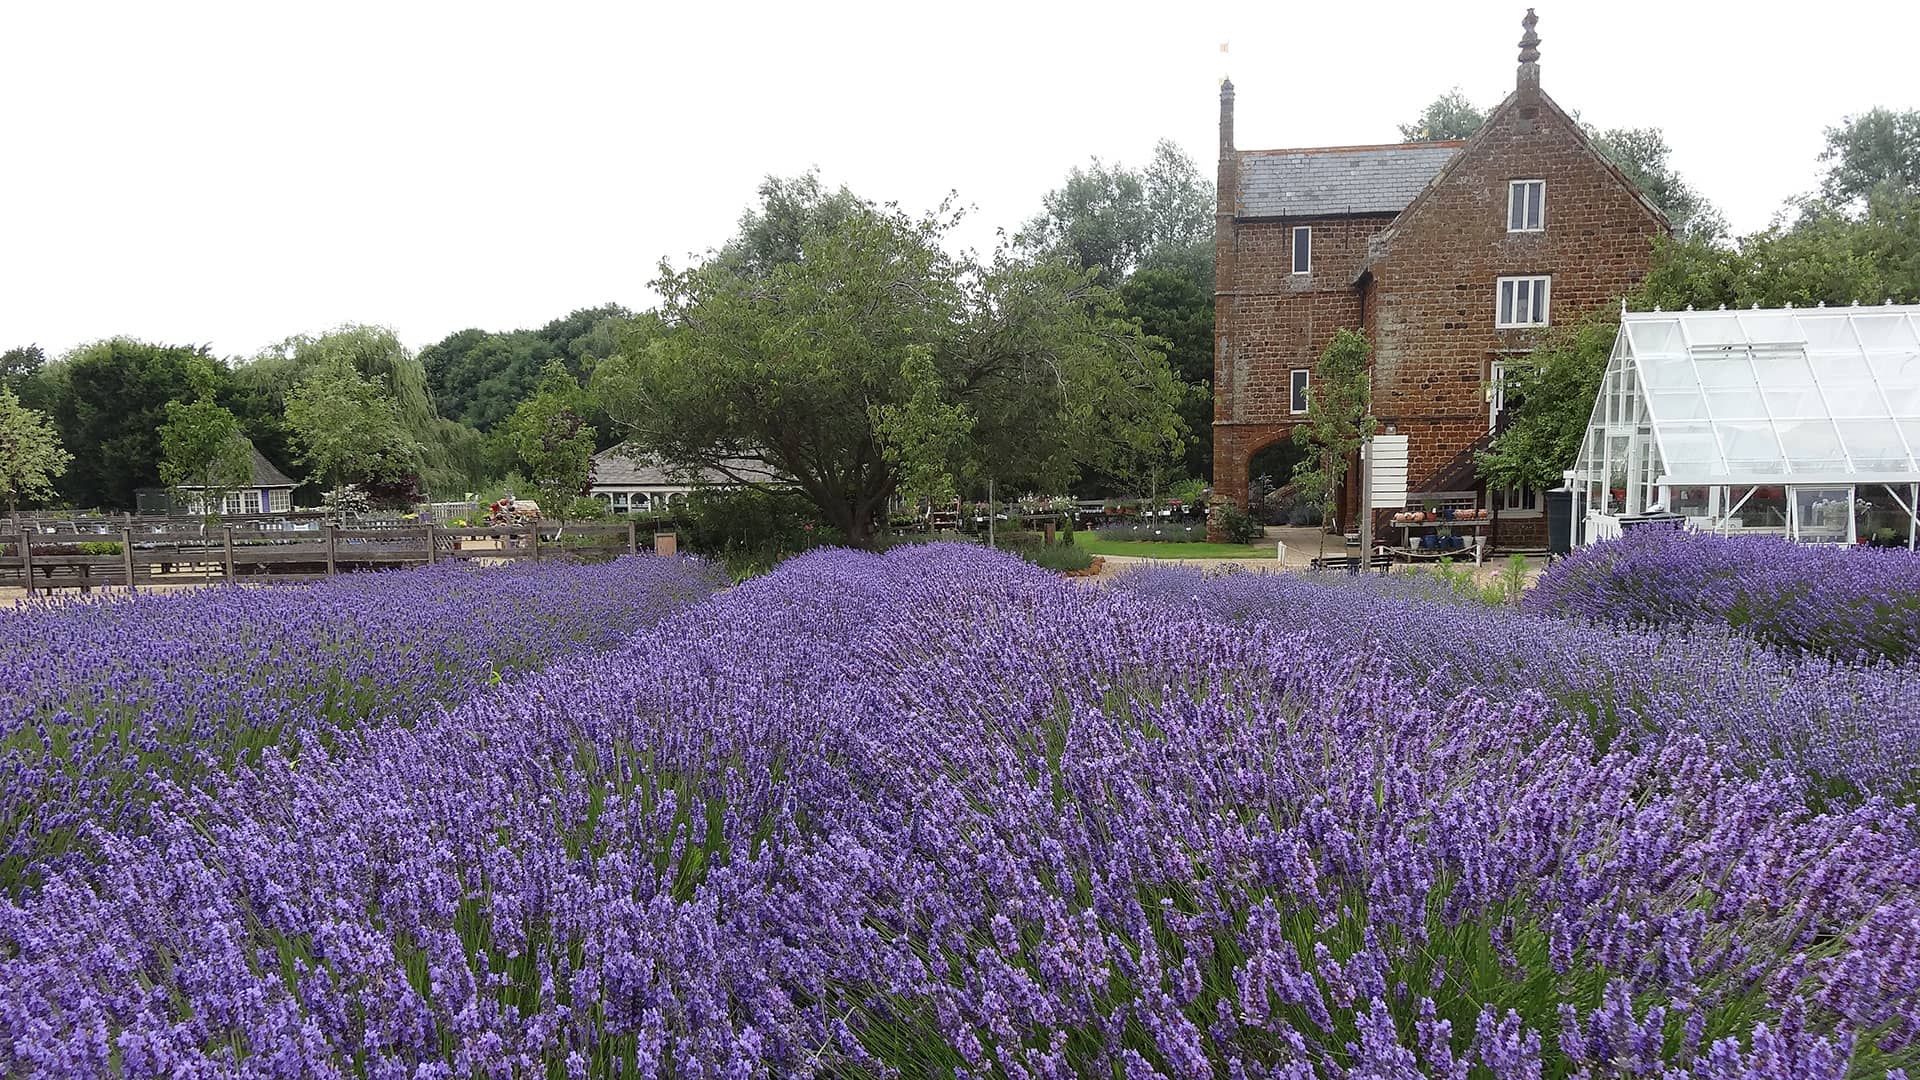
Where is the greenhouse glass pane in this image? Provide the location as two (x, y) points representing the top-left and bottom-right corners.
(1834, 419), (1912, 472)
(1626, 319), (1684, 357)
(1694, 353), (1758, 387)
(1685, 317), (1747, 348)
(1658, 428), (1721, 478)
(1809, 348), (1873, 382)
(1647, 389), (1713, 422)
(1703, 386), (1767, 419)
(1737, 313), (1807, 345)
(1776, 418), (1848, 472)
(1851, 314), (1920, 350)
(1719, 421), (1785, 473)
(1793, 487), (1852, 543)
(1820, 382), (1885, 418)
(1801, 318), (1857, 351)
(1763, 386), (1827, 419)
(1637, 352), (1697, 391)
(1751, 348), (1815, 385)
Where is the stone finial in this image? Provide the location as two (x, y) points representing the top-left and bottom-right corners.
(1518, 9), (1541, 65)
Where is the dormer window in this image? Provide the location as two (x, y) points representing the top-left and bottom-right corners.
(1508, 180), (1545, 232)
(1291, 226), (1311, 274)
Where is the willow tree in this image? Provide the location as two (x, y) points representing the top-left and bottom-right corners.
(596, 175), (1187, 546)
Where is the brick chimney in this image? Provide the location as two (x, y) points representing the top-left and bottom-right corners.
(1516, 9), (1541, 98)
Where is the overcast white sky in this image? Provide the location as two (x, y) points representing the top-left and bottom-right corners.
(3, 1), (1915, 361)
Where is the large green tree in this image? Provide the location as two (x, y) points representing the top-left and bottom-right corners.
(234, 324), (488, 495)
(52, 338), (227, 508)
(1290, 328), (1375, 532)
(1819, 107), (1920, 207)
(1022, 139), (1215, 282)
(1474, 313), (1617, 494)
(420, 305), (631, 432)
(500, 360), (598, 515)
(158, 399), (255, 515)
(597, 177), (1186, 546)
(284, 360), (426, 506)
(1398, 87), (1487, 142)
(1117, 267), (1213, 481)
(0, 385), (71, 511)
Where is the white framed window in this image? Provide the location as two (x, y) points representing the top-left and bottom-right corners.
(1496, 275), (1550, 328)
(1507, 180), (1545, 231)
(268, 489), (290, 513)
(222, 491), (244, 515)
(1291, 226), (1310, 274)
(1488, 359), (1508, 431)
(1493, 485), (1541, 517)
(1289, 368), (1311, 414)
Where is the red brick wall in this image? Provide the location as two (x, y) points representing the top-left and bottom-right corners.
(1367, 89), (1664, 456)
(1214, 84), (1664, 530)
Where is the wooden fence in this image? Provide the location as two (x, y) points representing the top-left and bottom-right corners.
(0, 521), (647, 595)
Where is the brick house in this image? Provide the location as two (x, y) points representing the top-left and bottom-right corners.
(1212, 10), (1669, 546)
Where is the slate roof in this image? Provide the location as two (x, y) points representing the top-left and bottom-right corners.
(1237, 142), (1462, 219)
(590, 448), (781, 489)
(174, 439), (298, 489)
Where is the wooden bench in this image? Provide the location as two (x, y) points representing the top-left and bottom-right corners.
(1308, 553), (1396, 572)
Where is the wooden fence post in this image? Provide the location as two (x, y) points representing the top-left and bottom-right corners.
(325, 526), (338, 577)
(223, 525), (236, 583)
(425, 524), (437, 565)
(19, 531), (34, 598)
(626, 519), (637, 554)
(530, 522), (542, 562)
(122, 528), (136, 591)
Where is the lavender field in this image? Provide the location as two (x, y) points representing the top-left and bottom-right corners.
(3, 542), (1917, 1077)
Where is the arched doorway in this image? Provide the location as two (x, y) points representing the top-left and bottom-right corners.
(1246, 436), (1318, 526)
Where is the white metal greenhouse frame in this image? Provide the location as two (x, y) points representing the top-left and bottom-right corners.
(1566, 303), (1920, 548)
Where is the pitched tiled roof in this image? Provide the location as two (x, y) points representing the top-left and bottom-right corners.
(175, 439), (297, 490)
(1237, 142), (1462, 219)
(589, 448), (781, 489)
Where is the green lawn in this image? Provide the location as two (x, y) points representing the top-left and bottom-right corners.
(1078, 539), (1275, 559)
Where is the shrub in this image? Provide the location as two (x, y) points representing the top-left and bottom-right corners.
(1008, 540), (1094, 572)
(680, 487), (840, 572)
(563, 496), (608, 520)
(1209, 500), (1263, 544)
(1528, 525), (1920, 662)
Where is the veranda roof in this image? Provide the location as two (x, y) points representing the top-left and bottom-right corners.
(1571, 304), (1920, 487)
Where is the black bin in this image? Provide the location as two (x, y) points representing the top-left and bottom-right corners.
(1546, 489), (1574, 555)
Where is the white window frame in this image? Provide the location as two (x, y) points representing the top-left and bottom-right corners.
(1289, 368), (1311, 414)
(1493, 485), (1542, 517)
(1488, 359), (1507, 432)
(1291, 226), (1311, 275)
(268, 489), (290, 513)
(1496, 275), (1551, 328)
(1507, 180), (1545, 232)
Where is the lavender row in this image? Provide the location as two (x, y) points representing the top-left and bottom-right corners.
(1526, 527), (1920, 663)
(1115, 561), (1920, 804)
(5, 545), (1912, 1076)
(0, 555), (727, 893)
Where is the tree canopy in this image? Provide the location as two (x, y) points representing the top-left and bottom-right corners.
(1474, 313), (1617, 495)
(597, 177), (1186, 545)
(52, 338), (225, 509)
(420, 305), (630, 431)
(0, 384), (70, 511)
(1820, 107), (1920, 207)
(1397, 88), (1487, 142)
(285, 360), (426, 506)
(500, 360), (598, 515)
(1021, 139), (1215, 282)
(1290, 329), (1375, 531)
(158, 399), (254, 512)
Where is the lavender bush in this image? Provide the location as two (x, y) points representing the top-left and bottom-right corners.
(0, 555), (726, 893)
(1527, 526), (1920, 663)
(4, 545), (1913, 1076)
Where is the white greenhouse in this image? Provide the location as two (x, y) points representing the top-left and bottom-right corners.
(1567, 303), (1920, 548)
